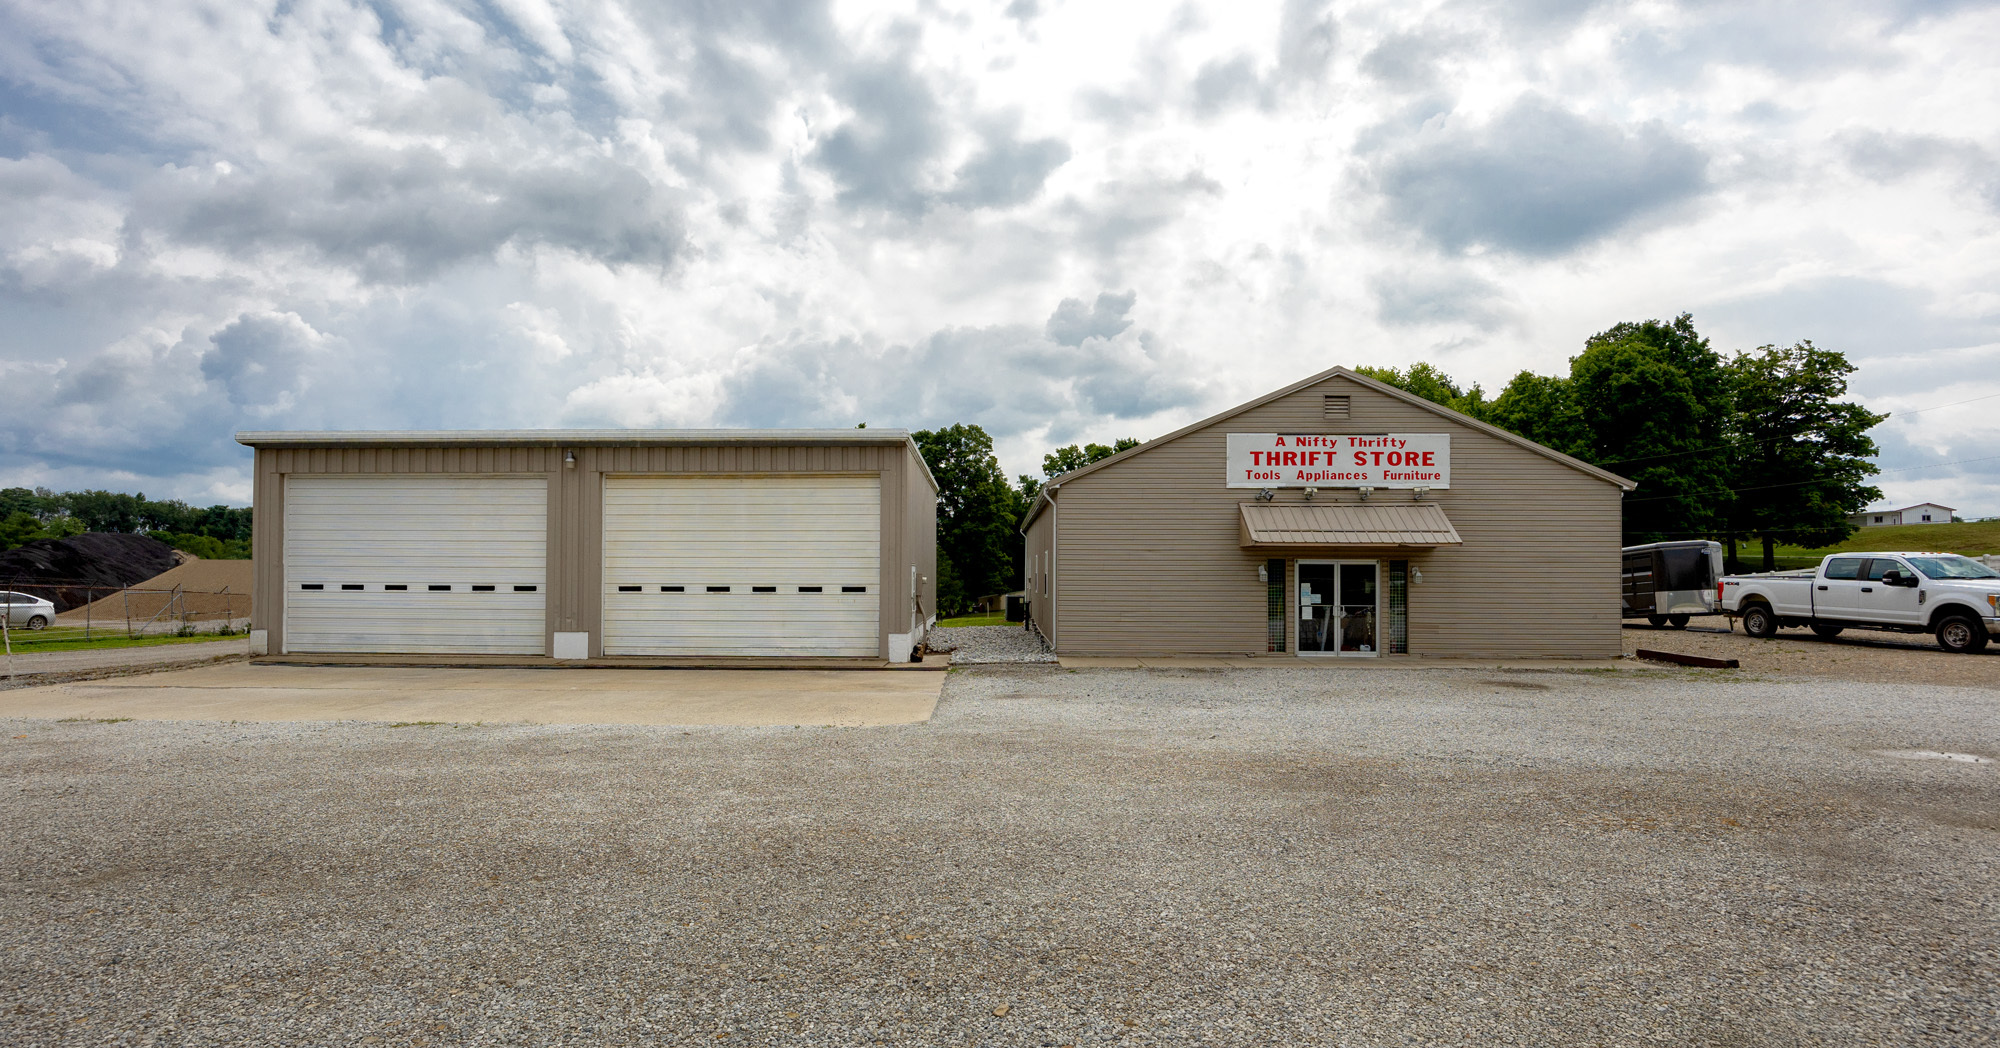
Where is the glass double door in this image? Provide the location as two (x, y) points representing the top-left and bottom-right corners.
(1298, 561), (1379, 656)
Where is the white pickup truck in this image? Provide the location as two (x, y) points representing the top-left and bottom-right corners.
(1719, 552), (2000, 653)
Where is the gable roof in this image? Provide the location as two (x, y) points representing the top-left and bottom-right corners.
(1021, 364), (1636, 530)
(1862, 503), (1956, 514)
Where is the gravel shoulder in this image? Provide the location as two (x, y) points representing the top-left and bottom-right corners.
(1623, 618), (2000, 686)
(1, 637), (249, 689)
(2, 667), (1995, 1046)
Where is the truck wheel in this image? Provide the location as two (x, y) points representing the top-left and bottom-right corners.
(1668, 615), (1690, 629)
(1740, 604), (1778, 639)
(1646, 615), (1667, 627)
(1809, 623), (1843, 639)
(1934, 614), (1989, 654)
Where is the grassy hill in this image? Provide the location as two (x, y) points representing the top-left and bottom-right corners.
(1774, 519), (2000, 559)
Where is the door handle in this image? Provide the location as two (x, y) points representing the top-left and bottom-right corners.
(1861, 587), (1873, 592)
(1816, 585), (1827, 590)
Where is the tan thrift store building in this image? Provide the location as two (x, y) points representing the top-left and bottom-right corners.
(1020, 366), (1637, 659)
(236, 430), (937, 663)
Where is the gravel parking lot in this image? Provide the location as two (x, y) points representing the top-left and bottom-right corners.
(1624, 619), (2000, 686)
(3, 666), (1996, 1046)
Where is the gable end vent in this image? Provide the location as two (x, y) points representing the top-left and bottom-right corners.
(1324, 394), (1351, 419)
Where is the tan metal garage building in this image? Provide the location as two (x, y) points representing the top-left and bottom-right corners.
(236, 430), (937, 664)
(1020, 366), (1636, 659)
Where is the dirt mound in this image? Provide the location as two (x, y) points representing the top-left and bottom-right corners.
(0, 533), (179, 611)
(58, 558), (253, 625)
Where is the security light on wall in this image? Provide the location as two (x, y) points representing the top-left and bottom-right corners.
(1302, 486), (1318, 500)
(1256, 488), (1276, 501)
(1412, 486), (1429, 501)
(1358, 486), (1374, 501)
(1257, 563), (1269, 584)
(1411, 567), (1424, 584)
(564, 450), (576, 468)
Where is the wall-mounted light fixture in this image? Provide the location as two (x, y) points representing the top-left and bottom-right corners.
(1358, 486), (1374, 501)
(1257, 563), (1269, 584)
(564, 450), (576, 469)
(1256, 488), (1276, 502)
(1303, 486), (1319, 501)
(1411, 567), (1424, 584)
(1412, 486), (1430, 501)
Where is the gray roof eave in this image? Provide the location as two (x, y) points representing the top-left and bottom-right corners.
(235, 428), (914, 448)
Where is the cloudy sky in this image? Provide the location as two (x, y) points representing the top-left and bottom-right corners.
(3, 0), (1998, 516)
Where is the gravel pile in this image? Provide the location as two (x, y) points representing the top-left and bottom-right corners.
(2, 667), (1996, 1045)
(929, 623), (1055, 663)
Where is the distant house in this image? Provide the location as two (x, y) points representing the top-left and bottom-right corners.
(1849, 503), (1956, 527)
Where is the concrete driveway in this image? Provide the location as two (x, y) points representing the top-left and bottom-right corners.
(0, 662), (944, 727)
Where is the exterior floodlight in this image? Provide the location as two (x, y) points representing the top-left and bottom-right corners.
(1256, 488), (1276, 501)
(1412, 486), (1430, 500)
(1303, 486), (1319, 501)
(1358, 486), (1374, 501)
(564, 450), (576, 468)
(1411, 567), (1424, 584)
(1257, 564), (1269, 584)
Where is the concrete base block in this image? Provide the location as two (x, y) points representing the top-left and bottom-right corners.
(552, 632), (590, 660)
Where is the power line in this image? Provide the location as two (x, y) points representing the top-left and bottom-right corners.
(1594, 389), (2000, 469)
(1885, 390), (2000, 417)
(1620, 453), (2000, 506)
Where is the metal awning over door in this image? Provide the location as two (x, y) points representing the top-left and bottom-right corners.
(1238, 502), (1462, 549)
(282, 476), (548, 654)
(601, 476), (880, 657)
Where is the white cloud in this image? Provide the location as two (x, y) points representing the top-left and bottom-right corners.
(0, 0), (1996, 517)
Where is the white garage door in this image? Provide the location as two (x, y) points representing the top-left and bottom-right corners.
(602, 476), (879, 657)
(283, 477), (548, 654)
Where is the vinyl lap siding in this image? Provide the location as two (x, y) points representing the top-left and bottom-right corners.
(1055, 375), (1624, 658)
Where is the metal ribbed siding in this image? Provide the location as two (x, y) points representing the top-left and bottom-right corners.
(1237, 503), (1463, 547)
(600, 476), (880, 656)
(1051, 374), (1625, 658)
(282, 477), (548, 654)
(247, 437), (937, 659)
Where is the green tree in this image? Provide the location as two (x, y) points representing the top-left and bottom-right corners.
(1726, 341), (1884, 569)
(0, 511), (46, 550)
(1569, 327), (1732, 544)
(1485, 371), (1589, 455)
(1585, 314), (1732, 449)
(1353, 363), (1489, 417)
(1041, 438), (1140, 479)
(912, 424), (1021, 615)
(0, 487), (52, 521)
(59, 490), (146, 532)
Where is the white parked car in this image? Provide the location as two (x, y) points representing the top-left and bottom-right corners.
(1719, 552), (2000, 653)
(3, 591), (56, 630)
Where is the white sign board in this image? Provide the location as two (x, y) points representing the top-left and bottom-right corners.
(1226, 433), (1451, 489)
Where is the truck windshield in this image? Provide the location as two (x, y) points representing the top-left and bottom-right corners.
(1906, 555), (2000, 580)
